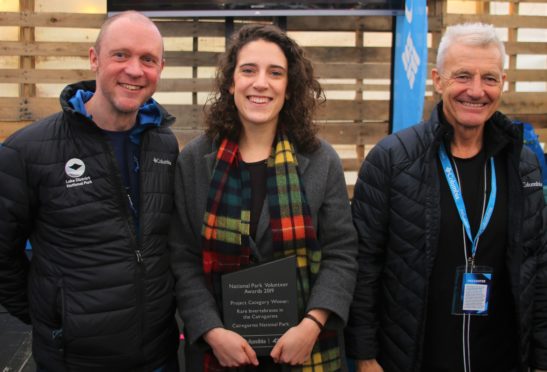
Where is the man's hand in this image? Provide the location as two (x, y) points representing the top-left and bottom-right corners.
(356, 359), (384, 372)
(203, 327), (259, 368)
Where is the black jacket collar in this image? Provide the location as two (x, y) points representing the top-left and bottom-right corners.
(434, 101), (522, 159)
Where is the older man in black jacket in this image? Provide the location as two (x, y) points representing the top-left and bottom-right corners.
(0, 11), (179, 371)
(345, 22), (546, 372)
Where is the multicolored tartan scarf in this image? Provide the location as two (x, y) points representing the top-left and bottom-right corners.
(201, 134), (341, 372)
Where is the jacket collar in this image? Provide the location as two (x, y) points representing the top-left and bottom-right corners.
(59, 80), (176, 131)
(432, 101), (522, 158)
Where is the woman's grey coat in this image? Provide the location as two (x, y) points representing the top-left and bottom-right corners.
(169, 134), (358, 348)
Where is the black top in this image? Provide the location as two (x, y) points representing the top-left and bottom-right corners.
(244, 159), (268, 240)
(103, 129), (140, 228)
(422, 125), (518, 371)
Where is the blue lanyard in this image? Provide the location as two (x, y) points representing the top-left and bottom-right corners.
(438, 144), (497, 257)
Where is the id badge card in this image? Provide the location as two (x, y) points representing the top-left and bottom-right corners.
(451, 266), (493, 316)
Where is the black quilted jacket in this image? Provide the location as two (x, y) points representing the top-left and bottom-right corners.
(345, 104), (547, 371)
(0, 81), (180, 371)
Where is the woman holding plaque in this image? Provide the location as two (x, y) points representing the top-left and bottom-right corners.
(170, 24), (358, 371)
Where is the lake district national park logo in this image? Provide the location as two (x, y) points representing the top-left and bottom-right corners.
(64, 158), (93, 188)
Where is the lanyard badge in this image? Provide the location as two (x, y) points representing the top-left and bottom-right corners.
(439, 144), (496, 316)
(452, 267), (492, 315)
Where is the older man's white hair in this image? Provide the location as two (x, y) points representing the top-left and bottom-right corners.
(436, 22), (506, 72)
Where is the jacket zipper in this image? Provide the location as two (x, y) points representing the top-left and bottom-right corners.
(100, 132), (146, 362)
(135, 135), (147, 363)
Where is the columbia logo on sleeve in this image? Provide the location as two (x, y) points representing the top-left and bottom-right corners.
(522, 180), (543, 189)
(153, 157), (172, 166)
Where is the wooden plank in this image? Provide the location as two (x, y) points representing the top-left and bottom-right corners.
(500, 92), (547, 115)
(341, 157), (362, 172)
(288, 16), (392, 32)
(0, 121), (32, 141)
(0, 11), (105, 28)
(0, 12), (393, 33)
(428, 16), (443, 33)
(0, 97), (58, 121)
(165, 105), (205, 127)
(156, 20), (225, 37)
(314, 63), (390, 79)
(317, 100), (390, 121)
(304, 46), (391, 64)
(0, 68), (94, 83)
(321, 83), (390, 91)
(0, 41), (90, 57)
(506, 69), (547, 82)
(444, 14), (547, 29)
(19, 2), (36, 98)
(157, 78), (215, 92)
(505, 41), (547, 55)
(507, 2), (519, 93)
(164, 51), (220, 66)
(161, 18), (388, 37)
(317, 121), (389, 145)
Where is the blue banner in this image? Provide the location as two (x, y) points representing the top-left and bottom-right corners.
(391, 0), (428, 133)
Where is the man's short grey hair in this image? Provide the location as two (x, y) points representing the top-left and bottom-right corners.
(436, 22), (506, 72)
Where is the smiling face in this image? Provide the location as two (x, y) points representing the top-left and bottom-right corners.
(89, 15), (164, 119)
(432, 42), (506, 131)
(229, 39), (288, 133)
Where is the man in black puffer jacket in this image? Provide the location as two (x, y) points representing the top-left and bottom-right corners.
(345, 23), (546, 372)
(0, 11), (180, 371)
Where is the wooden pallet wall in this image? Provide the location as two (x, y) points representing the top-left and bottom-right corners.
(0, 13), (393, 150)
(1, 0), (546, 196)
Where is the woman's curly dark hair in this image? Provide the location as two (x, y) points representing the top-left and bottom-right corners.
(204, 24), (325, 153)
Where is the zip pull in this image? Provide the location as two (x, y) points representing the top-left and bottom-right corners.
(135, 250), (143, 264)
(127, 192), (136, 213)
(133, 155), (140, 173)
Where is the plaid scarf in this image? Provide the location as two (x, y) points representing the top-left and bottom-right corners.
(201, 134), (341, 371)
